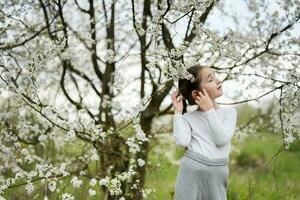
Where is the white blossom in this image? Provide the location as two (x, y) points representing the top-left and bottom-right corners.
(99, 177), (109, 186)
(88, 189), (96, 196)
(104, 49), (115, 63)
(112, 64), (126, 94)
(79, 170), (86, 176)
(90, 153), (99, 161)
(133, 124), (149, 142)
(38, 134), (48, 142)
(48, 181), (56, 192)
(108, 178), (122, 196)
(65, 129), (76, 141)
(25, 181), (34, 195)
(141, 188), (156, 198)
(90, 178), (97, 186)
(70, 176), (82, 188)
(62, 193), (75, 200)
(137, 158), (145, 167)
(126, 137), (141, 153)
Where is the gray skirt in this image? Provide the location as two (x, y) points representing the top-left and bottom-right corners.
(174, 149), (229, 200)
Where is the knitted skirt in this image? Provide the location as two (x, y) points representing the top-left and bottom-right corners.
(174, 149), (229, 200)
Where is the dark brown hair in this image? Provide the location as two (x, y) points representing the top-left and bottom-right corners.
(178, 64), (208, 114)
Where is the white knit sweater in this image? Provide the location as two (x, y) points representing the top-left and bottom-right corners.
(173, 107), (237, 159)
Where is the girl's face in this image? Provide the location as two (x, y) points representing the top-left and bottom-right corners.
(193, 67), (223, 100)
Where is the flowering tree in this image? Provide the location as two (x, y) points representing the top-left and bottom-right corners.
(0, 0), (299, 199)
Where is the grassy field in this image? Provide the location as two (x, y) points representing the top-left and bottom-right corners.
(145, 132), (300, 200)
(2, 107), (300, 200)
(2, 132), (299, 200)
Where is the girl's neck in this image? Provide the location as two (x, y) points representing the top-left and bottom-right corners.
(212, 101), (220, 109)
(197, 100), (220, 111)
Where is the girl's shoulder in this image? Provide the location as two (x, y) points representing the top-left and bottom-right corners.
(222, 107), (237, 118)
(185, 106), (236, 115)
(227, 107), (237, 113)
(219, 106), (236, 112)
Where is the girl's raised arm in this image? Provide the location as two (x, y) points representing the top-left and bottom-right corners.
(173, 113), (192, 147)
(171, 90), (192, 147)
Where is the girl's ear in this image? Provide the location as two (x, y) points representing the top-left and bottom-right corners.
(191, 90), (198, 100)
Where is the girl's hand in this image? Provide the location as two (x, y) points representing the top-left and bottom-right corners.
(195, 88), (214, 112)
(171, 90), (183, 114)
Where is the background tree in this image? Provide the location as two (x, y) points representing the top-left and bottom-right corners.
(0, 0), (299, 199)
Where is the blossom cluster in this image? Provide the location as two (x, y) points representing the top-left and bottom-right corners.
(280, 71), (300, 149)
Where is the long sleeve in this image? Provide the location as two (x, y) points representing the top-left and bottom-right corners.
(203, 107), (237, 147)
(172, 113), (192, 147)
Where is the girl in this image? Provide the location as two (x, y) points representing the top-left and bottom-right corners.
(171, 64), (237, 200)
